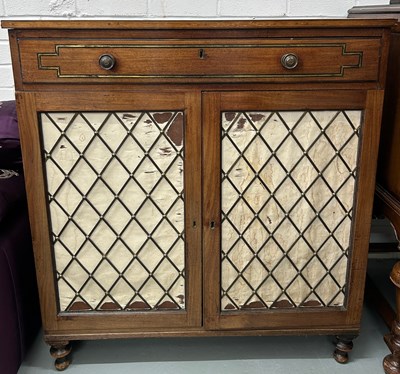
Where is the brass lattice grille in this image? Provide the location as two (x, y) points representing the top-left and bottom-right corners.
(40, 111), (185, 312)
(221, 110), (361, 310)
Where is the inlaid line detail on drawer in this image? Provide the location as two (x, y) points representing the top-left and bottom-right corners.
(36, 43), (363, 80)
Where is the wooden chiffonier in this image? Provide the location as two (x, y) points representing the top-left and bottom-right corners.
(349, 4), (400, 374)
(1, 19), (393, 370)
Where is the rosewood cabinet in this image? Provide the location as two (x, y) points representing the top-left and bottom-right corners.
(1, 19), (393, 370)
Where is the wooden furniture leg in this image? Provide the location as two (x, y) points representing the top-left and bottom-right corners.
(334, 335), (357, 364)
(373, 187), (400, 374)
(48, 341), (72, 371)
(384, 262), (400, 374)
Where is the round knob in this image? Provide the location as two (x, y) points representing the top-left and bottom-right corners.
(99, 54), (116, 70)
(281, 53), (299, 70)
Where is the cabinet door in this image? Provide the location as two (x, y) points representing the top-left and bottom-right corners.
(203, 90), (382, 331)
(18, 91), (202, 334)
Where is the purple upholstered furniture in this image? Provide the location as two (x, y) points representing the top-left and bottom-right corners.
(0, 100), (40, 374)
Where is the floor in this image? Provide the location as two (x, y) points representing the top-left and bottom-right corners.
(18, 256), (397, 374)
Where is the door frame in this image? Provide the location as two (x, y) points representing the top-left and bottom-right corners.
(17, 90), (203, 334)
(202, 89), (383, 331)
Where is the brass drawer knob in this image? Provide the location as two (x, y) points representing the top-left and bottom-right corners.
(281, 53), (299, 70)
(99, 54), (116, 70)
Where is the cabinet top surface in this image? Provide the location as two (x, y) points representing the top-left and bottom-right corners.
(1, 18), (396, 30)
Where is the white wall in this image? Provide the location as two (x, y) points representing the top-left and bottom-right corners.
(0, 0), (389, 100)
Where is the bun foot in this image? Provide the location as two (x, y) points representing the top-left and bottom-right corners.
(333, 335), (356, 364)
(49, 341), (72, 371)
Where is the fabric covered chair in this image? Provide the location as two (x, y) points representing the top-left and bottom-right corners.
(0, 100), (41, 374)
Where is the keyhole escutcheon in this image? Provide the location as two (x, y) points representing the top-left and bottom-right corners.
(199, 48), (206, 59)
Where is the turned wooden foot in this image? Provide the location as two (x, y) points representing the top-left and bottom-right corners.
(384, 319), (400, 373)
(384, 352), (400, 374)
(383, 262), (400, 374)
(333, 335), (357, 364)
(49, 341), (72, 371)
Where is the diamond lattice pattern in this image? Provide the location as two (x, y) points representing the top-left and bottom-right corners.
(221, 110), (361, 310)
(41, 111), (185, 312)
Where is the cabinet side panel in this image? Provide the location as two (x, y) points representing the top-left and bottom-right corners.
(15, 92), (59, 330)
(378, 33), (400, 199)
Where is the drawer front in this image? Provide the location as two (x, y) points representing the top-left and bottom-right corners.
(19, 38), (381, 83)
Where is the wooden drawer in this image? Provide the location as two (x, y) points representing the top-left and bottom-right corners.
(18, 38), (382, 84)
